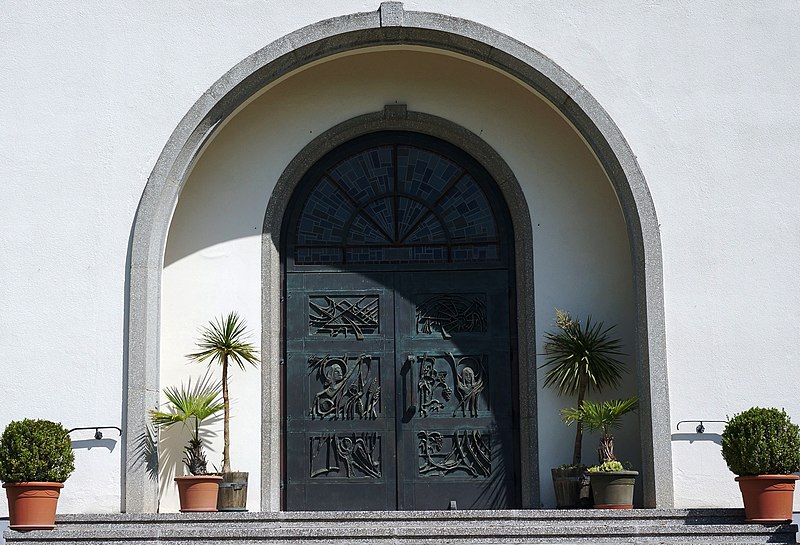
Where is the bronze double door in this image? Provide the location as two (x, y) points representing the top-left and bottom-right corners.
(285, 268), (518, 510)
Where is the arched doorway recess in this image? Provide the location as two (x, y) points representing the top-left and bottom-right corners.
(265, 109), (537, 510)
(280, 129), (521, 510)
(126, 2), (672, 512)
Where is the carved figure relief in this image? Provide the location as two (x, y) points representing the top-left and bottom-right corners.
(416, 294), (487, 339)
(416, 354), (452, 417)
(414, 352), (487, 417)
(310, 433), (381, 479)
(309, 354), (380, 419)
(418, 430), (491, 477)
(309, 295), (379, 340)
(454, 365), (485, 417)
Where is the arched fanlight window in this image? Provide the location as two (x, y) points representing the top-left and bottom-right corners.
(288, 132), (508, 268)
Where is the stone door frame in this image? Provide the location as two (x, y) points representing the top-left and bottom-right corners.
(277, 123), (525, 510)
(124, 2), (672, 512)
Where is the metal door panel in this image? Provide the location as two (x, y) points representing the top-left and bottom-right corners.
(285, 270), (517, 510)
(283, 133), (519, 511)
(285, 272), (397, 510)
(395, 270), (516, 510)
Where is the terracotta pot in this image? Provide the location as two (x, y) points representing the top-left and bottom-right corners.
(3, 482), (64, 530)
(735, 474), (798, 523)
(590, 470), (638, 509)
(174, 475), (222, 512)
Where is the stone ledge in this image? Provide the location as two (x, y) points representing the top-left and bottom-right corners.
(37, 508), (769, 522)
(5, 509), (797, 545)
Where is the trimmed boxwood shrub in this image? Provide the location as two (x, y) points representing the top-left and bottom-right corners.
(0, 419), (75, 483)
(721, 407), (800, 476)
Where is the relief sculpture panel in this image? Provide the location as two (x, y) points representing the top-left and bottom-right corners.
(309, 354), (380, 419)
(309, 295), (379, 340)
(310, 433), (381, 479)
(415, 353), (488, 417)
(418, 430), (491, 477)
(415, 294), (487, 339)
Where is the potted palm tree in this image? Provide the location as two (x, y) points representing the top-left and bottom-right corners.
(150, 373), (224, 512)
(721, 407), (800, 523)
(0, 419), (75, 530)
(187, 312), (259, 511)
(540, 309), (627, 508)
(562, 397), (639, 508)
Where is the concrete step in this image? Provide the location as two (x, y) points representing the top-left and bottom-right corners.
(4, 509), (797, 544)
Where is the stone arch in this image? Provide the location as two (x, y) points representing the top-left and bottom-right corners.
(125, 2), (672, 512)
(265, 109), (534, 510)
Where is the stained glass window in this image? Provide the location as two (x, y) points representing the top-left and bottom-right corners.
(292, 137), (503, 266)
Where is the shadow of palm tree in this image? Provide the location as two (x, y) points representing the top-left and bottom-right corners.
(131, 419), (159, 482)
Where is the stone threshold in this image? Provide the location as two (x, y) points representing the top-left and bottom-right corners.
(4, 509), (798, 545)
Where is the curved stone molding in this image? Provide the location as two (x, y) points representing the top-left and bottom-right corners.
(126, 1), (672, 511)
(262, 106), (537, 510)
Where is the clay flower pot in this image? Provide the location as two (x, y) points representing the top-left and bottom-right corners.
(735, 474), (798, 523)
(590, 470), (638, 509)
(3, 482), (64, 530)
(174, 475), (222, 512)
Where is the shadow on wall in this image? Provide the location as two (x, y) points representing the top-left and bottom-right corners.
(671, 420), (727, 445)
(156, 415), (222, 507)
(71, 438), (118, 452)
(1, 518), (6, 545)
(795, 513), (799, 542)
(158, 48), (641, 510)
(670, 433), (722, 446)
(129, 423), (158, 484)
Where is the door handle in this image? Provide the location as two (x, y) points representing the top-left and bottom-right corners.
(404, 355), (417, 416)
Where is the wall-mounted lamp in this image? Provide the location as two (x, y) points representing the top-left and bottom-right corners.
(67, 426), (122, 440)
(676, 420), (726, 434)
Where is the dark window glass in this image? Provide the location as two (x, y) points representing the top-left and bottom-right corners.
(293, 142), (501, 265)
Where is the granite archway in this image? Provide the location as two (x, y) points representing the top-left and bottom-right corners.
(125, 2), (672, 512)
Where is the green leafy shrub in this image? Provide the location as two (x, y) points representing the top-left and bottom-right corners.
(540, 309), (627, 466)
(721, 407), (800, 476)
(0, 419), (75, 483)
(187, 312), (259, 474)
(561, 397), (638, 464)
(588, 460), (625, 473)
(150, 373), (224, 475)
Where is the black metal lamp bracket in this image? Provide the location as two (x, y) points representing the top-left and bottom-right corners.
(676, 420), (727, 434)
(67, 426), (123, 440)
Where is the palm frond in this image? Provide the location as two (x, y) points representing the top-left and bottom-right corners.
(560, 396), (639, 434)
(560, 406), (584, 425)
(149, 372), (224, 432)
(540, 311), (627, 397)
(187, 312), (260, 370)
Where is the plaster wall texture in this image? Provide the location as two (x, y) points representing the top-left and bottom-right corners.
(160, 49), (639, 511)
(0, 0), (798, 514)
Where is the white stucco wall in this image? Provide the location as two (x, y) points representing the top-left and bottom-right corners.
(161, 48), (638, 511)
(1, 1), (798, 515)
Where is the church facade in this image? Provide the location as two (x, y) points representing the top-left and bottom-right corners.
(2, 2), (798, 515)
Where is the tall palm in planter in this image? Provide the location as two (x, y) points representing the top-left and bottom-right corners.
(0, 419), (75, 530)
(150, 374), (225, 512)
(562, 397), (639, 509)
(540, 309), (627, 508)
(721, 407), (800, 523)
(188, 312), (259, 511)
